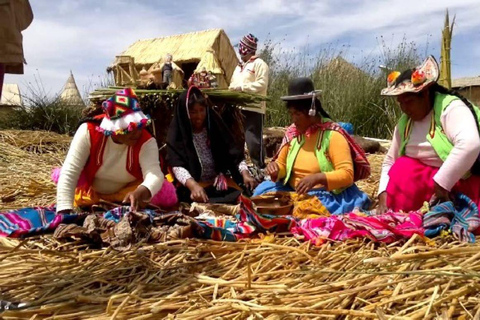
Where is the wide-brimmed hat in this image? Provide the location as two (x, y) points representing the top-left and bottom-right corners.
(98, 88), (151, 135)
(281, 77), (322, 101)
(381, 55), (439, 96)
(281, 78), (322, 116)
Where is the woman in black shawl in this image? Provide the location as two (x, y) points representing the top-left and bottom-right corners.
(166, 86), (257, 203)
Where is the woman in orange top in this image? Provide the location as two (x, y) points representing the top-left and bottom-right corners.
(253, 78), (370, 214)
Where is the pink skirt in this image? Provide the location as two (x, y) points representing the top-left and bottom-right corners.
(387, 156), (480, 212)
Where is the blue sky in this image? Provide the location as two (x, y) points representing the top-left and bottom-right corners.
(5, 0), (480, 98)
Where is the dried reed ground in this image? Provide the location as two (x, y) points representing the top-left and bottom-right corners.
(1, 130), (479, 319)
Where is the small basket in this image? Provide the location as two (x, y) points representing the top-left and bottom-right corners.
(251, 193), (293, 215)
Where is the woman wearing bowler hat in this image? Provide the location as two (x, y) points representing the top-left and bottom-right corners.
(253, 78), (371, 214)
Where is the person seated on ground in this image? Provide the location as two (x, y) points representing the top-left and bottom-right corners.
(166, 86), (257, 203)
(56, 88), (176, 214)
(253, 78), (371, 214)
(377, 56), (480, 213)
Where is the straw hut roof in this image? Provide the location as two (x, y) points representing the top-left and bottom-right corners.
(319, 57), (368, 77)
(113, 29), (239, 88)
(60, 72), (85, 107)
(0, 84), (22, 106)
(194, 49), (224, 74)
(452, 76), (480, 88)
(119, 29), (235, 65)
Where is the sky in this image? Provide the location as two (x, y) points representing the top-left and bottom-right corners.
(5, 0), (480, 99)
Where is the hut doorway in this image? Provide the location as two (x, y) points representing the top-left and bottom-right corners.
(180, 62), (199, 87)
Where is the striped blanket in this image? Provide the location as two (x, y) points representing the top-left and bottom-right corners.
(0, 207), (80, 238)
(423, 193), (480, 243)
(195, 195), (297, 241)
(291, 210), (424, 245)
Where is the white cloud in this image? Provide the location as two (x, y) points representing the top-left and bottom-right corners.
(4, 0), (480, 96)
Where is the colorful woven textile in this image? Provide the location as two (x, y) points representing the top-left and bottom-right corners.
(0, 207), (80, 238)
(423, 194), (480, 243)
(291, 210), (424, 245)
(195, 195), (296, 242)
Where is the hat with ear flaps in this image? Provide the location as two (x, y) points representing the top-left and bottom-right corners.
(97, 87), (151, 136)
(281, 77), (323, 117)
(381, 55), (440, 96)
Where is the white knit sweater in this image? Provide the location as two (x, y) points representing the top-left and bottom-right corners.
(56, 123), (164, 212)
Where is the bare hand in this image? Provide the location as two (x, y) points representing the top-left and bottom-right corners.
(429, 182), (452, 206)
(188, 181), (209, 203)
(296, 173), (324, 195)
(122, 186), (151, 212)
(266, 162), (280, 181)
(242, 171), (258, 190)
(376, 192), (388, 215)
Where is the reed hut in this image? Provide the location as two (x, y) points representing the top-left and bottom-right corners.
(453, 76), (480, 105)
(109, 29), (238, 89)
(59, 72), (85, 107)
(0, 84), (22, 116)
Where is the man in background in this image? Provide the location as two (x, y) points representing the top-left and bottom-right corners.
(0, 0), (33, 99)
(229, 33), (269, 169)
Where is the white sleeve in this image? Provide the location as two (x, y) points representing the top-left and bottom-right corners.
(238, 160), (248, 173)
(172, 167), (193, 185)
(56, 123), (91, 212)
(242, 60), (269, 93)
(139, 138), (164, 198)
(378, 126), (401, 196)
(434, 100), (480, 191)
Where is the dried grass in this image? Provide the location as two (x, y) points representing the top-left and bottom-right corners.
(1, 235), (480, 319)
(1, 130), (480, 319)
(0, 130), (69, 210)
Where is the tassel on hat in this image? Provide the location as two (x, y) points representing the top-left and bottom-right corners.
(308, 95), (316, 117)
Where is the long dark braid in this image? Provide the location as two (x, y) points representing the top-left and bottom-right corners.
(430, 83), (480, 174)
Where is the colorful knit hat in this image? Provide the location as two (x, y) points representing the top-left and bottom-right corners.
(239, 33), (258, 55)
(98, 88), (151, 135)
(381, 55), (440, 96)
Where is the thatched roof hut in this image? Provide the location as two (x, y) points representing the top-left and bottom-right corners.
(60, 72), (85, 107)
(0, 84), (22, 116)
(110, 29), (238, 89)
(452, 76), (480, 105)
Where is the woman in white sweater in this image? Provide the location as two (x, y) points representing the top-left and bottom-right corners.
(56, 88), (175, 213)
(377, 56), (480, 213)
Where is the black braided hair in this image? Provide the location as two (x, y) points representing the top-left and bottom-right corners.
(286, 98), (332, 120)
(76, 102), (104, 129)
(429, 83), (480, 174)
(429, 83), (480, 132)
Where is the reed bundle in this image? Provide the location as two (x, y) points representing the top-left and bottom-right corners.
(2, 130), (479, 319)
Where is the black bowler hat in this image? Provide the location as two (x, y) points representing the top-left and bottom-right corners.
(280, 77), (322, 101)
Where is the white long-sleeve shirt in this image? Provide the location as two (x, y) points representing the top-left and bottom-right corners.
(379, 99), (480, 195)
(229, 57), (269, 114)
(56, 123), (164, 212)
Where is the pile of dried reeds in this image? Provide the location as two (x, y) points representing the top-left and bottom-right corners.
(1, 234), (480, 319)
(0, 130), (69, 209)
(2, 129), (480, 319)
